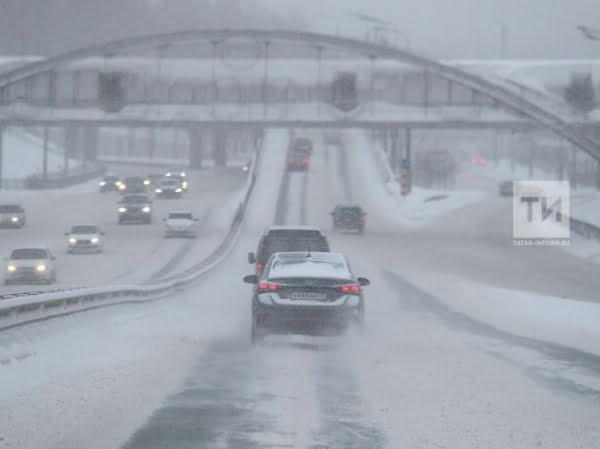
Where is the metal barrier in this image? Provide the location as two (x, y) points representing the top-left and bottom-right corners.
(0, 134), (262, 331)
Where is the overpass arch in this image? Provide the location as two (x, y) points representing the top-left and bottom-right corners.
(0, 28), (598, 160)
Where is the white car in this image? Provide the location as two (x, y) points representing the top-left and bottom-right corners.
(4, 246), (57, 285)
(65, 224), (104, 253)
(163, 212), (199, 238)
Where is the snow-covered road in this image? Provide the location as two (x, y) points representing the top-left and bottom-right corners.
(1, 129), (600, 449)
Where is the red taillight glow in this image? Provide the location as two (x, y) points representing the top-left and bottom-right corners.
(302, 157), (308, 165)
(336, 284), (360, 294)
(256, 263), (264, 273)
(471, 156), (477, 164)
(334, 216), (341, 222)
(288, 158), (295, 164)
(258, 282), (280, 292)
(359, 215), (366, 222)
(479, 157), (486, 165)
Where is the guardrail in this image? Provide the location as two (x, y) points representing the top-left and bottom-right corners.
(0, 163), (106, 190)
(0, 133), (262, 331)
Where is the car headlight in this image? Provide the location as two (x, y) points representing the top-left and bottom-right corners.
(99, 181), (106, 186)
(257, 293), (274, 305)
(36, 264), (46, 272)
(119, 184), (126, 190)
(143, 179), (150, 186)
(242, 166), (249, 172)
(118, 207), (127, 213)
(345, 296), (360, 307)
(11, 216), (18, 222)
(166, 172), (172, 177)
(180, 172), (186, 177)
(7, 264), (16, 272)
(155, 188), (162, 193)
(69, 237), (77, 244)
(175, 188), (182, 193)
(142, 206), (151, 213)
(91, 237), (99, 244)
(181, 182), (188, 189)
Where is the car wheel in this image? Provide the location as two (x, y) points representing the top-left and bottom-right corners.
(251, 316), (265, 344)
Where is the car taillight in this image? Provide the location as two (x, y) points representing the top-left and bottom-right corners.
(479, 157), (486, 165)
(334, 216), (341, 222)
(359, 215), (366, 222)
(288, 158), (295, 164)
(258, 282), (280, 293)
(302, 157), (308, 165)
(256, 263), (263, 273)
(336, 284), (360, 294)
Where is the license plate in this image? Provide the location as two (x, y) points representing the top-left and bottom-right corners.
(291, 291), (327, 300)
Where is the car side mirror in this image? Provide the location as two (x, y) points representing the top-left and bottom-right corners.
(357, 277), (370, 287)
(248, 252), (256, 264)
(100, 231), (105, 235)
(243, 274), (258, 284)
(64, 232), (69, 236)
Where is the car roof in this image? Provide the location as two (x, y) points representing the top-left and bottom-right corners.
(167, 211), (193, 215)
(335, 204), (363, 209)
(267, 252), (352, 279)
(0, 203), (23, 207)
(11, 245), (49, 251)
(71, 224), (99, 228)
(122, 194), (150, 200)
(263, 225), (322, 235)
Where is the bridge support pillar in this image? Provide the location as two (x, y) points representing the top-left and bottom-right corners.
(212, 126), (227, 167)
(42, 126), (49, 179)
(569, 147), (577, 188)
(188, 126), (206, 169)
(0, 125), (3, 188)
(83, 126), (99, 162)
(64, 125), (82, 176)
(403, 128), (412, 195)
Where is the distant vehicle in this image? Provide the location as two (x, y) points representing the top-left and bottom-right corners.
(165, 168), (189, 191)
(292, 137), (313, 155)
(331, 205), (366, 233)
(98, 175), (120, 193)
(498, 181), (514, 197)
(65, 224), (104, 253)
(248, 226), (330, 275)
(144, 173), (164, 188)
(242, 161), (251, 174)
(0, 204), (26, 228)
(163, 211), (200, 238)
(243, 251), (369, 343)
(4, 246), (57, 285)
(118, 176), (147, 194)
(155, 178), (183, 199)
(471, 156), (487, 166)
(331, 71), (359, 112)
(118, 194), (153, 224)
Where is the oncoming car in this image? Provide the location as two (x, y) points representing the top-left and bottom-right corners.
(243, 251), (369, 343)
(248, 226), (329, 275)
(0, 204), (26, 228)
(4, 246), (57, 285)
(118, 194), (153, 224)
(98, 175), (120, 193)
(118, 176), (147, 194)
(65, 224), (104, 253)
(163, 211), (199, 238)
(155, 178), (183, 199)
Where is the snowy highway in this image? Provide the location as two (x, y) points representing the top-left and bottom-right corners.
(2, 129), (600, 449)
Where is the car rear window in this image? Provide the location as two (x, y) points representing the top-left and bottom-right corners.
(266, 237), (328, 254)
(10, 248), (48, 259)
(268, 259), (351, 279)
(0, 205), (23, 213)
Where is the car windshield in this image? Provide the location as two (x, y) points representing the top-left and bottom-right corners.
(10, 248), (48, 259)
(0, 205), (22, 213)
(5, 3), (600, 448)
(168, 213), (193, 220)
(71, 225), (98, 234)
(122, 196), (148, 203)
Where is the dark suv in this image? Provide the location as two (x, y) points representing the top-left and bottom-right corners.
(117, 194), (153, 224)
(331, 205), (366, 233)
(119, 176), (147, 195)
(248, 226), (330, 275)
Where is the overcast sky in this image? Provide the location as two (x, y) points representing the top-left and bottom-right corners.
(260, 0), (600, 59)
